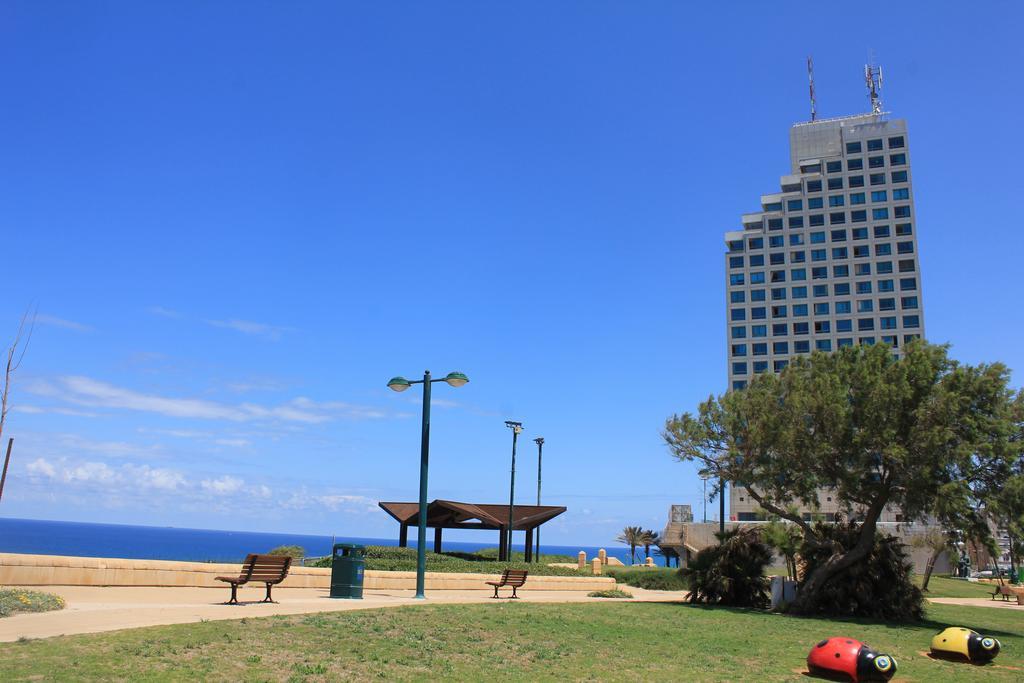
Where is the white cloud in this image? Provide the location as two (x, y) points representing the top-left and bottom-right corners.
(25, 376), (389, 424)
(201, 475), (244, 495)
(214, 438), (250, 448)
(14, 405), (101, 418)
(25, 458), (56, 478)
(206, 318), (291, 341)
(35, 314), (94, 333)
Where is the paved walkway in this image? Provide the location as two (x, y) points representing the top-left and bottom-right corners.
(928, 597), (1023, 610)
(0, 585), (686, 642)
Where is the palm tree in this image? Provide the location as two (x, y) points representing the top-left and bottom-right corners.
(641, 529), (661, 562)
(616, 525), (645, 564)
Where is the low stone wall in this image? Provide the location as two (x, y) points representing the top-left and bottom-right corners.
(0, 553), (615, 592)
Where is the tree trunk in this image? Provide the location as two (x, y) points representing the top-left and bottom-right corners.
(789, 497), (887, 614)
(921, 546), (942, 592)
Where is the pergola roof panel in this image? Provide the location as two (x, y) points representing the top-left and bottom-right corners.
(378, 499), (566, 530)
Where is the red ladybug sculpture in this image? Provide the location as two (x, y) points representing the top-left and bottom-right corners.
(806, 637), (896, 682)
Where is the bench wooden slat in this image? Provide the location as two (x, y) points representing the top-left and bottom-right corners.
(215, 553), (292, 604)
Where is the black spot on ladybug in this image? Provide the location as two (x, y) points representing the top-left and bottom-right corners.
(835, 653), (841, 658)
(817, 640), (828, 648)
(846, 640), (853, 644)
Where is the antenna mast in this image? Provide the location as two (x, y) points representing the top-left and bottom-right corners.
(865, 62), (883, 115)
(807, 56), (817, 121)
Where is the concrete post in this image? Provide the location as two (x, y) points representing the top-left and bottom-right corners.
(592, 557), (602, 575)
(598, 548), (607, 565)
(578, 551), (587, 569)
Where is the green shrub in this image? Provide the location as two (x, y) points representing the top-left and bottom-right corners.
(684, 527), (772, 608)
(267, 545), (305, 558)
(0, 589), (65, 618)
(588, 588), (633, 598)
(605, 567), (687, 591)
(310, 546), (584, 576)
(797, 520), (924, 621)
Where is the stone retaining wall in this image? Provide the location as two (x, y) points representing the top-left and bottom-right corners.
(0, 553), (615, 592)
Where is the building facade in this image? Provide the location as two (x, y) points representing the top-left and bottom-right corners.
(724, 112), (925, 522)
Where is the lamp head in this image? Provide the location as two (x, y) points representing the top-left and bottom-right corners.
(505, 420), (523, 434)
(387, 376), (412, 392)
(534, 437), (544, 446)
(443, 371), (469, 388)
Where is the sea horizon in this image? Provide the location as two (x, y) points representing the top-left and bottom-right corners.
(0, 516), (641, 565)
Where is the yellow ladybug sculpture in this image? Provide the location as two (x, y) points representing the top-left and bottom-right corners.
(930, 627), (1001, 662)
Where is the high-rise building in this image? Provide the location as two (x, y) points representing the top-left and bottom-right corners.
(724, 110), (924, 522)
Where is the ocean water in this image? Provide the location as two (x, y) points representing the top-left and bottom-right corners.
(0, 517), (638, 565)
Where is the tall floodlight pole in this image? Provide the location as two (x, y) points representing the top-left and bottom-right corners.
(701, 473), (708, 524)
(533, 437), (544, 563)
(387, 370), (469, 599)
(504, 421), (523, 561)
(720, 478), (726, 534)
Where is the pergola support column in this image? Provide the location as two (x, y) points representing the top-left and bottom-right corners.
(524, 528), (534, 563)
(434, 527), (443, 554)
(399, 524), (408, 548)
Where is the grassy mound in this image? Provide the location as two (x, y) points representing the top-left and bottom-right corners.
(605, 567), (687, 591)
(587, 588), (633, 598)
(0, 589), (65, 618)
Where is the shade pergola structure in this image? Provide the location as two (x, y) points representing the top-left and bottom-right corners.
(379, 499), (567, 562)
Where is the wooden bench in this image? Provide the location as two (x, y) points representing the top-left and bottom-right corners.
(216, 554), (292, 604)
(991, 585), (1015, 602)
(485, 569), (528, 599)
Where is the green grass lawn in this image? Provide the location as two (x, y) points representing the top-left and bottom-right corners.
(916, 575), (1006, 599)
(1, 602), (1021, 681)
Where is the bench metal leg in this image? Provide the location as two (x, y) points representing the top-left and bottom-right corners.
(227, 583), (239, 605)
(263, 583), (275, 603)
(511, 586), (519, 599)
(492, 585), (500, 599)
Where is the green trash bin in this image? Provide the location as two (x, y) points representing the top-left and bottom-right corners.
(330, 543), (365, 599)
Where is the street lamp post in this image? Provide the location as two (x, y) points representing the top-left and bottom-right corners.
(387, 370), (469, 599)
(504, 421), (523, 561)
(700, 473), (708, 524)
(533, 437), (544, 563)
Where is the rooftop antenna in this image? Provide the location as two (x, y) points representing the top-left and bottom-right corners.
(865, 62), (883, 115)
(807, 56), (817, 121)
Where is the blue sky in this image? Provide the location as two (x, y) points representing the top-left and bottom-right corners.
(1, 1), (1022, 547)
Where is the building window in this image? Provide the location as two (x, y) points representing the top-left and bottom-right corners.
(747, 237), (763, 250)
(771, 305), (787, 318)
(772, 323), (787, 336)
(880, 316), (897, 330)
(807, 197), (824, 210)
(731, 308), (747, 321)
(903, 315), (920, 328)
(858, 318), (875, 331)
(898, 260), (915, 274)
(836, 319), (853, 332)
(768, 218), (783, 230)
(838, 337), (853, 348)
(751, 307), (766, 320)
(811, 267), (827, 280)
(891, 170), (908, 183)
(792, 286), (807, 299)
(874, 225), (891, 238)
(730, 273), (745, 285)
(752, 325), (767, 337)
(770, 252), (785, 265)
(764, 202), (782, 212)
(849, 192), (865, 205)
(809, 231), (825, 244)
(814, 302), (829, 315)
(811, 249), (826, 262)
(894, 205), (911, 218)
(828, 195), (845, 207)
(733, 362), (748, 375)
(878, 279), (895, 292)
(790, 268), (806, 281)
(850, 209), (866, 223)
(794, 340), (810, 353)
(847, 158), (863, 171)
(901, 296), (918, 309)
(895, 223), (913, 236)
(854, 263), (871, 276)
(729, 256), (743, 268)
(846, 141), (862, 154)
(900, 277), (917, 291)
(879, 298), (896, 311)
(826, 160), (842, 173)
(732, 343), (747, 356)
(875, 243), (892, 256)
(903, 333), (921, 343)
(792, 303), (808, 316)
(829, 212), (846, 225)
(788, 234), (804, 246)
(853, 245), (869, 258)
(730, 291), (745, 303)
(833, 283), (850, 296)
(890, 153), (906, 166)
(789, 216), (804, 228)
(806, 179), (822, 193)
(856, 281), (873, 294)
(830, 229), (847, 241)
(872, 208), (889, 220)
(836, 301), (851, 314)
(769, 235), (784, 247)
(857, 299), (874, 313)
(771, 287), (787, 300)
(793, 322), (809, 335)
(888, 136), (905, 149)
(809, 214), (825, 227)
(731, 326), (747, 339)
(848, 175), (865, 188)
(816, 339), (832, 351)
(870, 173), (886, 185)
(852, 227), (868, 240)
(773, 360), (789, 372)
(867, 139), (883, 151)
(870, 190), (887, 202)
(892, 188), (909, 200)
(751, 289), (766, 301)
(732, 380), (747, 390)
(787, 199), (803, 211)
(773, 341), (789, 354)
(789, 251), (805, 263)
(752, 361), (768, 374)
(827, 177), (843, 190)
(753, 343), (768, 355)
(860, 336), (876, 346)
(868, 155), (885, 168)
(897, 241), (914, 255)
(832, 247), (848, 259)
(750, 272), (765, 284)
(814, 320), (831, 334)
(749, 254), (764, 266)
(881, 335), (898, 347)
(833, 264), (849, 278)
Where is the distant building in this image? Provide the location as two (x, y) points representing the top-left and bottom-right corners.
(724, 109), (925, 522)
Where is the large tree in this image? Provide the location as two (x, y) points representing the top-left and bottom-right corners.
(663, 341), (1018, 614)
